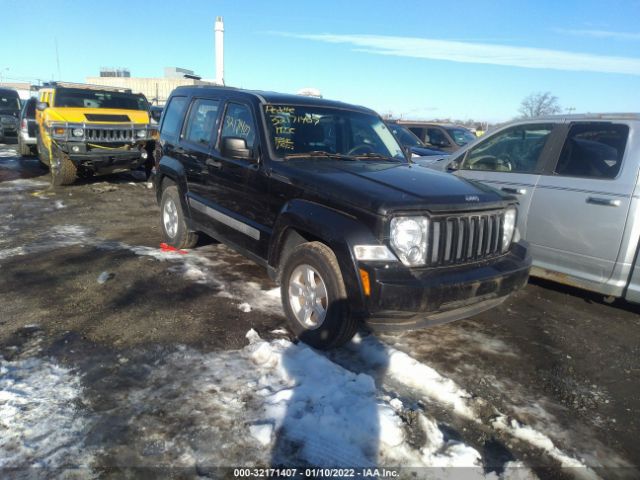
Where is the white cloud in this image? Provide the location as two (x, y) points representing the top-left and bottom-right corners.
(556, 28), (640, 41)
(273, 32), (640, 76)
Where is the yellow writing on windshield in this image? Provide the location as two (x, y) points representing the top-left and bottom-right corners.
(275, 137), (294, 150)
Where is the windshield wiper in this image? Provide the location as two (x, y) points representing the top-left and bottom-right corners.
(283, 151), (357, 161)
(351, 152), (402, 162)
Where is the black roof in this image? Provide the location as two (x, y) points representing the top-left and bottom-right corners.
(172, 85), (376, 114)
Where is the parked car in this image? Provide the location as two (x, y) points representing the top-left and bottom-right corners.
(386, 122), (447, 157)
(0, 87), (21, 142)
(153, 85), (531, 349)
(35, 81), (156, 185)
(18, 97), (38, 156)
(430, 113), (640, 303)
(397, 121), (477, 153)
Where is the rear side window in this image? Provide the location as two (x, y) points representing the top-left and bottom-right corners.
(24, 99), (37, 118)
(555, 123), (629, 179)
(183, 99), (220, 146)
(462, 124), (553, 173)
(160, 96), (188, 140)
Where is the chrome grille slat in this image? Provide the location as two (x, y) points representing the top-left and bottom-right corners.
(84, 126), (135, 143)
(428, 210), (505, 267)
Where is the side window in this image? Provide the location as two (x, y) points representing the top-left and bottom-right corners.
(183, 98), (220, 146)
(462, 124), (553, 173)
(220, 103), (256, 151)
(426, 128), (448, 146)
(160, 96), (188, 140)
(554, 123), (628, 179)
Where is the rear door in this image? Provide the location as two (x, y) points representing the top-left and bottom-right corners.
(454, 123), (558, 239)
(526, 122), (633, 286)
(192, 100), (271, 257)
(178, 97), (221, 201)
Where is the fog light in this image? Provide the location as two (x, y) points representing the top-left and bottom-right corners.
(136, 129), (147, 138)
(141, 150), (148, 159)
(71, 145), (80, 153)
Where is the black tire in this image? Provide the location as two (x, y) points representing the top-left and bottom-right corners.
(50, 149), (77, 186)
(160, 184), (199, 249)
(280, 242), (358, 349)
(18, 136), (32, 157)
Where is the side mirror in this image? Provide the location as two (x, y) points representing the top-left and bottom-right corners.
(36, 101), (49, 111)
(447, 159), (460, 171)
(221, 137), (253, 160)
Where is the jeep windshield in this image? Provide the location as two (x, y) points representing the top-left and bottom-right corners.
(54, 87), (149, 111)
(263, 104), (406, 161)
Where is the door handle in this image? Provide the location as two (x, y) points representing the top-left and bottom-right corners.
(206, 159), (222, 169)
(586, 197), (621, 207)
(501, 187), (526, 195)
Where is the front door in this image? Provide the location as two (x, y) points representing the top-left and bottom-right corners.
(454, 123), (557, 239)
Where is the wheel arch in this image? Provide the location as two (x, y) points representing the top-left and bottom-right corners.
(269, 199), (379, 315)
(156, 156), (190, 214)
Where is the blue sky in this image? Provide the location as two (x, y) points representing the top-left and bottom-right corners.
(2, 0), (639, 121)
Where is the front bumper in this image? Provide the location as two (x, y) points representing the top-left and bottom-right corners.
(361, 241), (531, 330)
(57, 142), (148, 173)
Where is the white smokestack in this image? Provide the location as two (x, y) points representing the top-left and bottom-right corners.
(215, 16), (224, 86)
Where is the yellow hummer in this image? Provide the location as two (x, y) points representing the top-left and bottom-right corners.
(35, 82), (156, 186)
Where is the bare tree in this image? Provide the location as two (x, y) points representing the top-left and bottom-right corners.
(518, 92), (562, 118)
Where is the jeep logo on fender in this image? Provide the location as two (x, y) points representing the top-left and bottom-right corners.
(465, 195), (480, 202)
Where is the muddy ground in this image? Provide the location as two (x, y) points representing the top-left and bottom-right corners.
(1, 141), (638, 478)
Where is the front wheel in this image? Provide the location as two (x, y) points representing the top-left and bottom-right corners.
(50, 149), (77, 186)
(160, 184), (199, 249)
(281, 242), (358, 349)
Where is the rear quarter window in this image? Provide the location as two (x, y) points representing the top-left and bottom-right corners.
(160, 96), (189, 142)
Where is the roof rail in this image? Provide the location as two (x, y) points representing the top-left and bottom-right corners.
(41, 81), (133, 94)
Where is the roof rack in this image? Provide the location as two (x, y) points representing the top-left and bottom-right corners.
(41, 81), (132, 94)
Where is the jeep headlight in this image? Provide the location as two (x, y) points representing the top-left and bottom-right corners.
(390, 216), (429, 266)
(136, 129), (147, 138)
(501, 207), (517, 252)
(72, 128), (84, 137)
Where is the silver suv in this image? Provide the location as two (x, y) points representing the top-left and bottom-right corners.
(423, 114), (640, 303)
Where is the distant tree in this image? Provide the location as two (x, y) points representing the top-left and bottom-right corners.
(518, 91), (562, 118)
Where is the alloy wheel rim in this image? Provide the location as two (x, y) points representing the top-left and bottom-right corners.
(288, 264), (328, 329)
(163, 198), (179, 239)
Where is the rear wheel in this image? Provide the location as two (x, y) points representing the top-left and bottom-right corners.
(18, 136), (32, 157)
(281, 242), (358, 349)
(160, 184), (199, 249)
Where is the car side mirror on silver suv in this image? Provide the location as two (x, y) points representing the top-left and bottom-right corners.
(36, 102), (49, 111)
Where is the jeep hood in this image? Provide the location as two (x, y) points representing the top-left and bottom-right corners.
(280, 159), (511, 215)
(45, 108), (150, 124)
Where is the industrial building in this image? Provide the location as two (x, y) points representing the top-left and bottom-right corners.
(86, 67), (214, 105)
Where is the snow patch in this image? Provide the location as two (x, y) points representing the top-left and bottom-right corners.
(0, 357), (93, 472)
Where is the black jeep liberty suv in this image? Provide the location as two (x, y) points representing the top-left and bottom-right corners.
(154, 86), (531, 349)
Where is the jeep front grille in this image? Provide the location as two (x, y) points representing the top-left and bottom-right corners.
(427, 210), (504, 266)
(85, 127), (134, 142)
